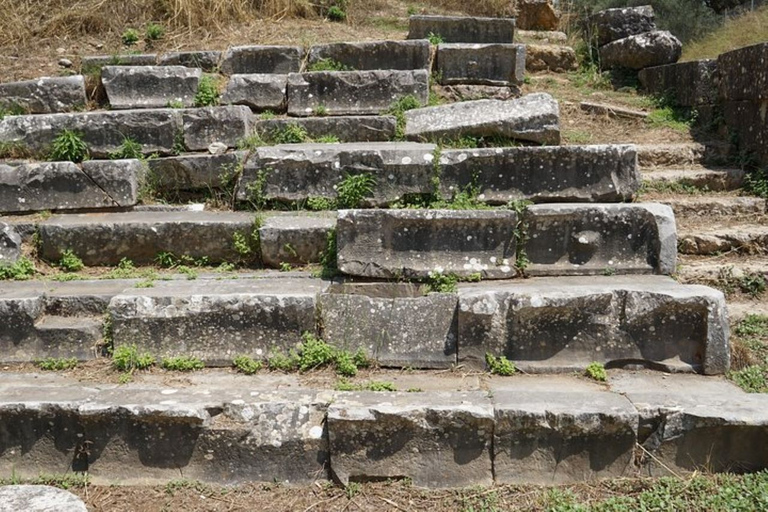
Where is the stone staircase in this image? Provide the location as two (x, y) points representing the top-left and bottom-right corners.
(1, 14), (767, 488)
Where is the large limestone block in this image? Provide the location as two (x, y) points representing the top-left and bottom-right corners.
(407, 15), (516, 43)
(307, 40), (431, 70)
(252, 115), (397, 142)
(457, 276), (730, 374)
(220, 45), (303, 75)
(405, 93), (560, 144)
(147, 152), (247, 192)
(0, 76), (86, 114)
(436, 43), (526, 85)
(158, 51), (222, 72)
(286, 70), (429, 116)
(0, 485), (87, 512)
(516, 0), (560, 31)
(101, 66), (202, 109)
(336, 209), (518, 279)
(525, 44), (578, 72)
(599, 31), (682, 70)
(0, 223), (21, 266)
(717, 42), (768, 101)
(638, 60), (718, 107)
(221, 74), (287, 111)
(589, 5), (656, 47)
(258, 214), (335, 267)
(81, 159), (144, 207)
(182, 105), (252, 151)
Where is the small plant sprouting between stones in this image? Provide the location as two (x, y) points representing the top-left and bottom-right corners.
(585, 361), (607, 382)
(486, 353), (516, 376)
(109, 137), (143, 160)
(730, 365), (767, 393)
(233, 355), (262, 375)
(0, 257), (35, 280)
(427, 32), (444, 45)
(385, 95), (422, 140)
(307, 58), (352, 72)
(121, 28), (140, 46)
(112, 344), (156, 372)
(144, 23), (165, 42)
(336, 379), (397, 391)
(507, 199), (532, 276)
(424, 271), (458, 293)
(315, 227), (338, 278)
(267, 332), (370, 377)
(58, 249), (84, 272)
(336, 173), (376, 209)
(744, 168), (768, 199)
(313, 104), (329, 117)
(36, 358), (77, 371)
(194, 75), (220, 107)
(49, 129), (89, 163)
(162, 355), (205, 371)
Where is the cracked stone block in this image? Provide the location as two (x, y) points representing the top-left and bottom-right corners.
(589, 5), (656, 47)
(638, 60), (718, 107)
(252, 115), (397, 142)
(220, 45), (303, 75)
(101, 66), (202, 109)
(158, 51), (222, 72)
(307, 40), (431, 71)
(147, 151), (247, 192)
(336, 209), (518, 279)
(81, 159), (144, 207)
(407, 15), (515, 43)
(182, 105), (252, 151)
(258, 214), (335, 267)
(0, 75), (87, 114)
(436, 43), (526, 85)
(319, 282), (458, 368)
(221, 74), (288, 111)
(457, 275), (730, 374)
(717, 42), (768, 102)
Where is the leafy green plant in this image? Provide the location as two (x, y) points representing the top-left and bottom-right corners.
(279, 262), (293, 272)
(37, 357), (78, 371)
(58, 249), (84, 272)
(121, 28), (139, 46)
(167, 99), (185, 109)
(109, 137), (143, 159)
(307, 58), (352, 72)
(162, 355), (204, 371)
(0, 141), (31, 159)
(135, 279), (155, 288)
(744, 168), (768, 199)
(260, 110), (276, 120)
(298, 332), (336, 371)
(194, 75), (220, 107)
(427, 32), (444, 45)
(486, 353), (516, 376)
(424, 271), (458, 293)
(730, 365), (767, 393)
(233, 355), (263, 375)
(268, 349), (300, 371)
(315, 135), (340, 143)
(144, 23), (165, 42)
(740, 272), (767, 298)
(327, 5), (346, 21)
(49, 129), (89, 162)
(271, 123), (309, 144)
(336, 173), (376, 208)
(112, 344), (156, 371)
(336, 379), (396, 391)
(585, 361), (608, 382)
(0, 257), (35, 280)
(736, 315), (768, 338)
(306, 196), (335, 211)
(313, 104), (329, 116)
(507, 199), (532, 276)
(172, 130), (185, 155)
(384, 95), (422, 140)
(176, 265), (198, 280)
(317, 227), (338, 278)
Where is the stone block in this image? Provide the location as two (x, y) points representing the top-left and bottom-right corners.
(158, 51), (222, 72)
(0, 75), (86, 114)
(723, 100), (768, 166)
(319, 282), (458, 368)
(81, 159), (144, 207)
(0, 223), (22, 266)
(327, 391), (494, 487)
(307, 40), (431, 71)
(101, 65), (201, 109)
(457, 276), (730, 374)
(525, 44), (578, 72)
(147, 151), (247, 192)
(80, 54), (157, 73)
(589, 5), (656, 47)
(516, 0), (560, 31)
(599, 31), (682, 70)
(0, 486), (87, 512)
(220, 45), (303, 75)
(638, 60), (718, 107)
(252, 115), (397, 142)
(182, 105), (252, 151)
(286, 70), (429, 116)
(405, 93), (560, 144)
(259, 213), (335, 267)
(221, 74), (287, 111)
(717, 42), (768, 101)
(436, 43), (526, 85)
(407, 15), (515, 43)
(336, 209), (518, 279)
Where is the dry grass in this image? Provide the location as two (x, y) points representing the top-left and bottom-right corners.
(682, 4), (768, 61)
(420, 0), (516, 17)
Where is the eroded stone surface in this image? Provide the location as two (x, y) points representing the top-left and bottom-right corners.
(147, 152), (247, 192)
(590, 5), (656, 47)
(599, 31), (682, 70)
(259, 214), (335, 267)
(516, 0), (560, 31)
(182, 105), (252, 151)
(221, 74), (287, 111)
(717, 42), (768, 101)
(158, 51), (222, 72)
(220, 45), (303, 75)
(638, 60), (718, 107)
(81, 159), (144, 207)
(408, 15), (515, 43)
(101, 66), (202, 109)
(0, 485), (87, 512)
(307, 40), (431, 70)
(525, 44), (578, 72)
(0, 223), (21, 266)
(722, 100), (768, 166)
(0, 76), (86, 114)
(436, 44), (526, 85)
(252, 115), (397, 142)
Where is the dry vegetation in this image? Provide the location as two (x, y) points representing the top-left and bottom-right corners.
(682, 4), (768, 61)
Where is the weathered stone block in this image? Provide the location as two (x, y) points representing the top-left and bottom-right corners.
(327, 391), (494, 487)
(158, 51), (222, 72)
(436, 43), (526, 85)
(589, 5), (656, 47)
(0, 485), (87, 512)
(259, 214), (335, 267)
(599, 31), (682, 70)
(638, 60), (718, 107)
(717, 42), (768, 101)
(0, 76), (86, 114)
(516, 0), (560, 31)
(525, 44), (578, 72)
(39, 211), (256, 265)
(221, 74), (287, 111)
(220, 45), (303, 75)
(722, 100), (768, 166)
(147, 152), (247, 192)
(405, 93), (560, 144)
(101, 66), (201, 109)
(336, 209), (518, 279)
(319, 282), (458, 368)
(109, 278), (324, 364)
(457, 276), (730, 374)
(524, 203), (677, 276)
(0, 223), (21, 266)
(80, 54), (157, 73)
(286, 70), (429, 116)
(182, 105), (252, 151)
(252, 115), (397, 142)
(408, 15), (515, 43)
(439, 144), (639, 204)
(81, 159), (144, 207)
(307, 40), (431, 70)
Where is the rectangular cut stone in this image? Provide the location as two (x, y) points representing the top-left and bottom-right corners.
(638, 60), (717, 107)
(80, 54), (157, 73)
(253, 115), (397, 142)
(158, 51), (222, 72)
(147, 152), (247, 192)
(39, 211), (256, 266)
(181, 105), (252, 151)
(307, 40), (431, 70)
(286, 70), (429, 116)
(237, 142), (437, 206)
(101, 66), (202, 109)
(717, 42), (768, 101)
(319, 282), (458, 368)
(336, 209), (518, 279)
(109, 278), (324, 364)
(0, 76), (86, 114)
(524, 203), (677, 276)
(492, 377), (638, 483)
(407, 15), (516, 43)
(437, 44), (526, 85)
(0, 109), (182, 158)
(327, 391), (494, 487)
(405, 93), (560, 144)
(221, 74), (287, 111)
(80, 159), (144, 207)
(220, 45), (303, 75)
(457, 276), (730, 374)
(440, 144), (639, 204)
(723, 100), (768, 166)
(259, 213), (335, 267)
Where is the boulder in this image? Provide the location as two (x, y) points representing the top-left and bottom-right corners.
(638, 59), (718, 106)
(221, 74), (287, 112)
(436, 44), (526, 85)
(599, 31), (682, 70)
(0, 485), (87, 512)
(525, 44), (578, 72)
(0, 223), (21, 266)
(220, 45), (303, 75)
(404, 92), (560, 144)
(307, 40), (431, 71)
(182, 105), (252, 151)
(407, 15), (515, 43)
(516, 0), (560, 31)
(589, 5), (656, 47)
(258, 214), (335, 267)
(717, 42), (768, 101)
(158, 51), (222, 72)
(252, 115), (397, 142)
(0, 76), (86, 114)
(101, 66), (202, 109)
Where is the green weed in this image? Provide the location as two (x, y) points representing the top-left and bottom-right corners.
(144, 23), (165, 41)
(427, 32), (444, 45)
(112, 344), (156, 371)
(162, 355), (205, 371)
(585, 361), (607, 382)
(233, 355), (263, 375)
(486, 353), (516, 376)
(307, 58), (352, 72)
(36, 357), (78, 371)
(58, 249), (84, 272)
(194, 75), (220, 107)
(109, 137), (143, 159)
(49, 129), (89, 162)
(0, 257), (36, 280)
(336, 173), (376, 208)
(121, 28), (139, 46)
(336, 379), (397, 391)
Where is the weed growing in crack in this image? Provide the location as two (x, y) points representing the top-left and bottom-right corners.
(49, 129), (89, 162)
(486, 353), (516, 376)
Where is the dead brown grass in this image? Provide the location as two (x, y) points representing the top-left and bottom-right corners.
(420, 0), (516, 17)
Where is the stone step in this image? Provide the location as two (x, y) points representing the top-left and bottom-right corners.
(676, 257), (768, 288)
(407, 15), (516, 43)
(636, 142), (732, 168)
(101, 66), (201, 110)
(643, 195), (766, 217)
(435, 43), (526, 86)
(641, 168), (745, 191)
(0, 371), (763, 485)
(524, 43), (578, 73)
(307, 40), (431, 71)
(33, 316), (103, 360)
(251, 115), (397, 143)
(0, 75), (86, 115)
(679, 222), (768, 255)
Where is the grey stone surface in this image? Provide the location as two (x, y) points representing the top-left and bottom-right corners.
(109, 278), (324, 364)
(182, 105), (252, 151)
(259, 213), (335, 267)
(636, 142), (730, 168)
(516, 29), (568, 43)
(717, 42), (768, 101)
(286, 69), (429, 116)
(408, 15), (515, 43)
(404, 93), (560, 144)
(80, 54), (157, 72)
(433, 84), (521, 102)
(439, 144), (639, 204)
(238, 142), (437, 206)
(524, 203), (677, 276)
(0, 485), (87, 512)
(457, 276), (730, 374)
(436, 43), (526, 85)
(221, 74), (287, 111)
(525, 44), (578, 72)
(0, 75), (86, 114)
(220, 45), (303, 75)
(336, 209), (518, 279)
(638, 59), (718, 107)
(308, 40), (431, 70)
(147, 151), (247, 192)
(328, 391), (494, 487)
(253, 115), (397, 142)
(39, 211), (256, 265)
(723, 100), (768, 166)
(589, 5), (656, 47)
(0, 109), (182, 158)
(0, 222), (21, 266)
(643, 168), (745, 192)
(678, 223), (768, 256)
(599, 31), (682, 70)
(319, 282), (458, 368)
(580, 101), (648, 119)
(101, 65), (202, 109)
(492, 378), (638, 483)
(158, 51), (222, 72)
(81, 159), (144, 207)
(516, 0), (560, 31)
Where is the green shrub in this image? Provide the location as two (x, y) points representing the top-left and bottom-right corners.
(298, 332), (335, 371)
(334, 351), (358, 377)
(327, 5), (346, 21)
(730, 365), (767, 393)
(271, 123), (309, 144)
(307, 196), (336, 211)
(585, 361), (608, 382)
(0, 257), (36, 280)
(121, 28), (139, 46)
(112, 344), (156, 371)
(58, 249), (84, 272)
(384, 95), (422, 139)
(486, 353), (516, 376)
(109, 137), (143, 160)
(233, 355), (263, 375)
(194, 75), (220, 107)
(307, 58), (352, 72)
(162, 355), (204, 371)
(424, 271), (458, 293)
(268, 349), (300, 371)
(740, 272), (767, 298)
(313, 104), (329, 116)
(336, 173), (376, 208)
(37, 357), (78, 371)
(744, 168), (768, 199)
(144, 23), (165, 41)
(49, 129), (89, 162)
(427, 32), (444, 45)
(735, 315), (768, 338)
